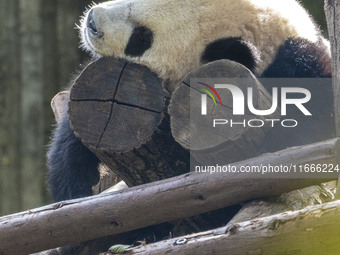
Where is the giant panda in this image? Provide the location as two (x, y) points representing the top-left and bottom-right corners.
(48, 0), (335, 202)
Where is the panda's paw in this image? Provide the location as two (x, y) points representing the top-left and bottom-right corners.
(168, 59), (279, 165)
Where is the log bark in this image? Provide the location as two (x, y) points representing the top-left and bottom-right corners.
(324, 0), (340, 198)
(119, 200), (340, 255)
(0, 139), (338, 255)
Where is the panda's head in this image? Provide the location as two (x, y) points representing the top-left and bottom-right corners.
(80, 0), (206, 89)
(80, 0), (325, 89)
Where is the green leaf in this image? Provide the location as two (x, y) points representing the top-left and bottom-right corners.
(108, 244), (132, 254)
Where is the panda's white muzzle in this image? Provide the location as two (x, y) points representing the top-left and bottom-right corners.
(81, 2), (136, 57)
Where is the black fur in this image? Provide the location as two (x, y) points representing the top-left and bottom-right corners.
(124, 26), (154, 57)
(260, 37), (335, 152)
(47, 110), (100, 202)
(262, 38), (332, 78)
(201, 37), (260, 72)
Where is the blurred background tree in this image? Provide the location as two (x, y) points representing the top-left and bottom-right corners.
(0, 0), (329, 216)
(0, 0), (93, 216)
(302, 0), (328, 37)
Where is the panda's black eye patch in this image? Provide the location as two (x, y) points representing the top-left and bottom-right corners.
(201, 37), (260, 72)
(124, 26), (154, 57)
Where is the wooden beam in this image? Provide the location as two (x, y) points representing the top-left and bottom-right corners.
(122, 200), (340, 255)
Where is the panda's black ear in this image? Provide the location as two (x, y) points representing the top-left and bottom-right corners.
(201, 37), (260, 72)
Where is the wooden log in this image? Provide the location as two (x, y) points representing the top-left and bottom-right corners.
(229, 181), (337, 224)
(119, 200), (340, 255)
(169, 60), (280, 165)
(324, 0), (340, 198)
(70, 58), (278, 186)
(69, 57), (189, 186)
(0, 139), (338, 255)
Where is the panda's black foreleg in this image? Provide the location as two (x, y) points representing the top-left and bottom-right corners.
(47, 111), (100, 202)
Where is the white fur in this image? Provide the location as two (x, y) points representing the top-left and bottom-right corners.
(80, 0), (325, 91)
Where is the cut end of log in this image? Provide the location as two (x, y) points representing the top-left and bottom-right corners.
(69, 57), (164, 152)
(169, 60), (280, 164)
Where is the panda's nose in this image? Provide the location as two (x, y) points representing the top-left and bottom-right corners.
(87, 9), (98, 35)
